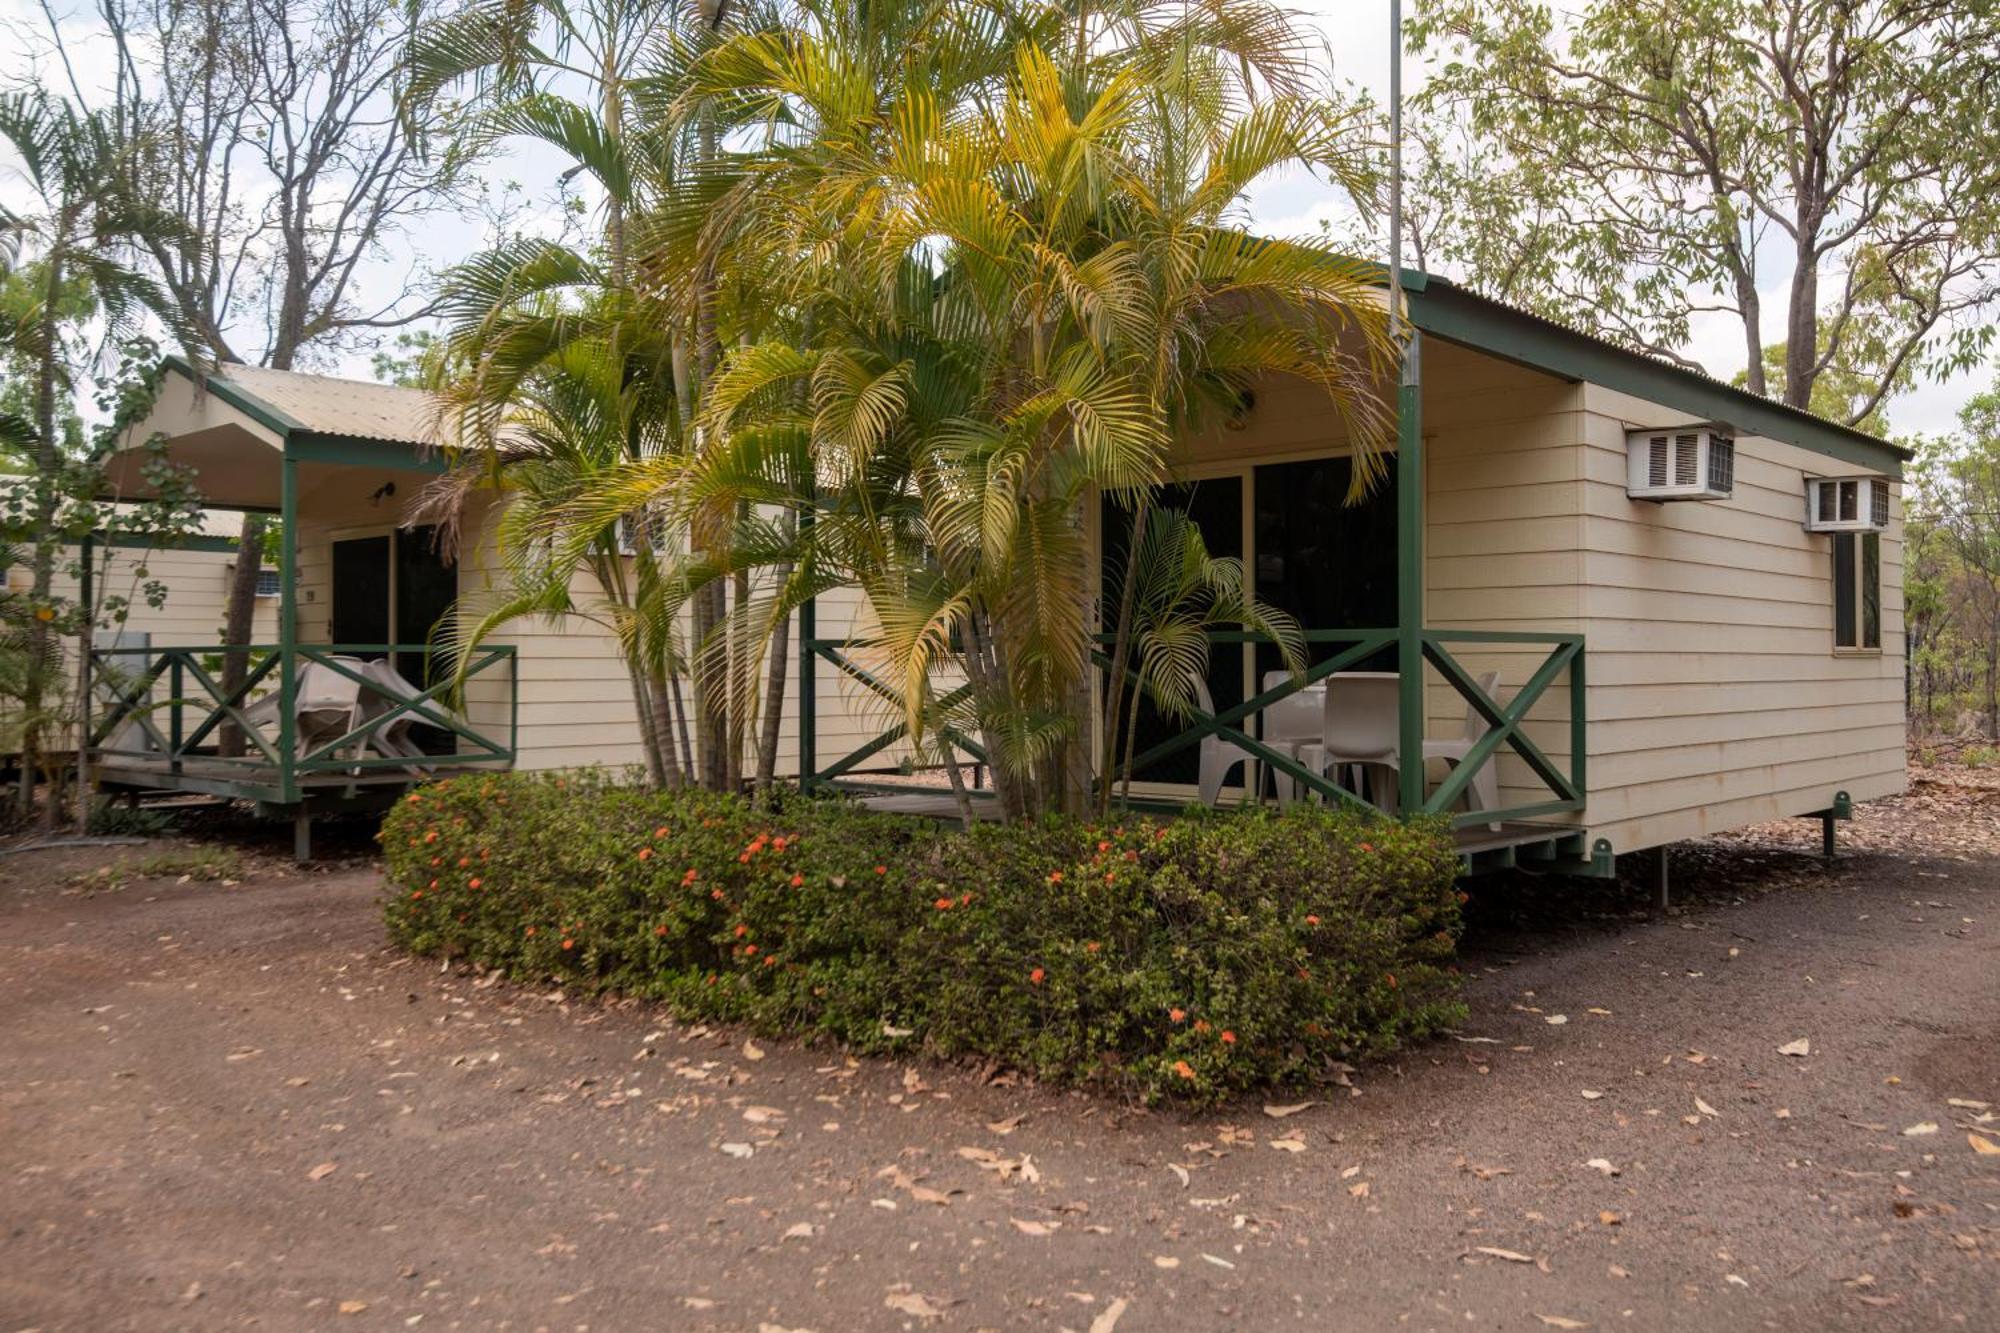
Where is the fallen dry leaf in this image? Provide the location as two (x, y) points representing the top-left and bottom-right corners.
(1580, 1089), (1603, 1101)
(1089, 1296), (1130, 1333)
(1536, 1317), (1589, 1330)
(337, 1301), (367, 1315)
(1584, 1158), (1620, 1177)
(883, 1288), (944, 1320)
(1010, 1218), (1054, 1237)
(307, 1162), (338, 1182)
(720, 1142), (755, 1159)
(1263, 1101), (1317, 1118)
(1153, 1255), (1180, 1269)
(907, 1185), (958, 1207)
(1695, 1097), (1720, 1118)
(1474, 1246), (1536, 1264)
(742, 1039), (765, 1061)
(1777, 1038), (1811, 1057)
(1463, 1162), (1514, 1181)
(1968, 1134), (1999, 1155)
(986, 1114), (1026, 1135)
(1348, 1180), (1371, 1199)
(1948, 1098), (1992, 1111)
(742, 1106), (786, 1125)
(1902, 1122), (1939, 1137)
(1545, 1014), (1569, 1026)
(1598, 1211), (1622, 1226)
(1269, 1135), (1307, 1154)
(782, 1222), (816, 1241)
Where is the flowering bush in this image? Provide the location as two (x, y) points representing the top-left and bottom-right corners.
(381, 773), (1466, 1104)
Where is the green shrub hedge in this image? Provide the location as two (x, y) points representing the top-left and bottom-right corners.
(380, 773), (1468, 1103)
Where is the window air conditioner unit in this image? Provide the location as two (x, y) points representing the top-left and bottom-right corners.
(1804, 476), (1890, 533)
(1626, 426), (1734, 501)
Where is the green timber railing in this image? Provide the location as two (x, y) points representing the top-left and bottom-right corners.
(799, 628), (1584, 829)
(87, 644), (518, 805)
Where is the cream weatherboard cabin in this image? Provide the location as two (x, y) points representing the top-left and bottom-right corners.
(98, 271), (1905, 867)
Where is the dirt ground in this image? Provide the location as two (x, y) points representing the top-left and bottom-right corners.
(3, 772), (1997, 1332)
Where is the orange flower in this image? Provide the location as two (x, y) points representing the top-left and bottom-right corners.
(561, 938), (574, 950)
(1384, 973), (1397, 988)
(790, 874), (805, 888)
(1029, 967), (1045, 985)
(1359, 842), (1374, 853)
(1172, 1060), (1196, 1080)
(710, 888), (724, 901)
(959, 892), (973, 907)
(1104, 872), (1115, 885)
(1193, 1019), (1210, 1033)
(1046, 871), (1064, 885)
(637, 848), (653, 861)
(424, 830), (438, 844)
(409, 889), (423, 900)
(874, 865), (887, 875)
(734, 923), (749, 938)
(467, 877), (482, 890)
(654, 825), (669, 839)
(655, 924), (669, 937)
(1305, 914), (1320, 926)
(934, 897), (953, 911)
(406, 793), (422, 804)
(1085, 940), (1100, 953)
(762, 954), (778, 967)
(525, 926), (536, 937)
(683, 868), (699, 885)
(456, 856), (470, 868)
(1169, 1007), (1186, 1023)
(1097, 840), (1111, 852)
(743, 944), (758, 957)
(772, 836), (788, 851)
(1219, 1030), (1237, 1045)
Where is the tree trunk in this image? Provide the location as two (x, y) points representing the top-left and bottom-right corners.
(1096, 490), (1152, 816)
(754, 566), (794, 793)
(218, 513), (268, 756)
(20, 249), (66, 825)
(1783, 237), (1820, 409)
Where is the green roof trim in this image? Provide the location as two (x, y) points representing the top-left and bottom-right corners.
(284, 432), (445, 473)
(1402, 277), (1907, 478)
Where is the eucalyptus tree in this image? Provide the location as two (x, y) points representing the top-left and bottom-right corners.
(1407, 0), (2000, 422)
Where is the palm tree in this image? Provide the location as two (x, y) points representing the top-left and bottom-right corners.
(0, 90), (184, 823)
(685, 5), (1397, 819)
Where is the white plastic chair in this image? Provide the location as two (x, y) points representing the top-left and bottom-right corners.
(1259, 670), (1326, 806)
(1299, 671), (1402, 811)
(1192, 676), (1249, 807)
(1424, 670), (1502, 827)
(242, 657), (367, 757)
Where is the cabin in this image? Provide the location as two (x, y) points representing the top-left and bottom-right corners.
(98, 270), (1906, 870)
(1, 509), (277, 760)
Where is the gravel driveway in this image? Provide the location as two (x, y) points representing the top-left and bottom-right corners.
(3, 776), (1997, 1331)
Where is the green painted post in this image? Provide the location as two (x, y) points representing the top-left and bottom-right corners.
(278, 450), (299, 806)
(1395, 329), (1425, 814)
(797, 490), (817, 790)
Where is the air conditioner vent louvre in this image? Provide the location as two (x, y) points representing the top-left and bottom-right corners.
(1626, 426), (1734, 501)
(1805, 476), (1892, 533)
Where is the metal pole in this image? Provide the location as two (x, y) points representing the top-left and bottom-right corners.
(1388, 0), (1428, 815)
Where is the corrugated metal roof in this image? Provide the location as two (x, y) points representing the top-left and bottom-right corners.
(206, 363), (445, 446)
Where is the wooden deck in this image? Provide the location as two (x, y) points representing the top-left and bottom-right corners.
(850, 787), (1597, 874)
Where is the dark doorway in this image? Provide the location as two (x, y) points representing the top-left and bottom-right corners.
(393, 525), (457, 687)
(1100, 476), (1245, 789)
(1252, 456), (1398, 680)
(329, 536), (391, 649)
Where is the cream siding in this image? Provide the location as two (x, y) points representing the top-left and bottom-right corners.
(1569, 383), (1904, 852)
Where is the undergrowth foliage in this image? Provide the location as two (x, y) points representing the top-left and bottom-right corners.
(381, 773), (1467, 1103)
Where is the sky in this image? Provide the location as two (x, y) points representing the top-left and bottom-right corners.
(1, 0), (1989, 439)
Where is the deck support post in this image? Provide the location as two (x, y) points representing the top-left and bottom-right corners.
(1395, 328), (1425, 815)
(1653, 844), (1670, 910)
(277, 447), (300, 806)
(1821, 812), (1836, 860)
(293, 808), (312, 864)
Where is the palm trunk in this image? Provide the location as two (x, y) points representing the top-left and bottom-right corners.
(754, 563), (794, 793)
(1096, 490), (1152, 816)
